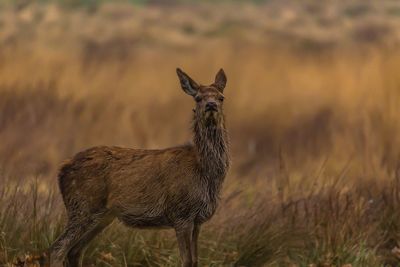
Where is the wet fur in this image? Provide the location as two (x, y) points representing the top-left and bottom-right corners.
(49, 69), (229, 267)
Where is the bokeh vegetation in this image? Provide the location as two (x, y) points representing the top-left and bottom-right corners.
(2, 0), (400, 266)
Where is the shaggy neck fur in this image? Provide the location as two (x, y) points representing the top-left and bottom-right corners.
(193, 110), (230, 197)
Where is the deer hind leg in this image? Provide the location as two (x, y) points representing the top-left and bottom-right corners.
(49, 220), (81, 267)
(191, 224), (200, 267)
(49, 210), (113, 267)
(175, 222), (194, 267)
(66, 212), (114, 267)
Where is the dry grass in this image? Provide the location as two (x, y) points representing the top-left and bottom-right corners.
(2, 1), (400, 266)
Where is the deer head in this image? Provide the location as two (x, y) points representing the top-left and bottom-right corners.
(176, 68), (227, 126)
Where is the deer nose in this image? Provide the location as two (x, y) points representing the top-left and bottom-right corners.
(205, 102), (218, 111)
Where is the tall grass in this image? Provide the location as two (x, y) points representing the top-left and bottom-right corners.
(2, 1), (400, 266)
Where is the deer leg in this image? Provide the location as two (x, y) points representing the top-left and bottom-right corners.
(49, 210), (112, 267)
(67, 214), (114, 267)
(175, 222), (194, 267)
(64, 250), (81, 267)
(191, 224), (200, 267)
(65, 212), (114, 267)
(49, 219), (82, 267)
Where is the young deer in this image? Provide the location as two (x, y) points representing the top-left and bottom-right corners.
(49, 68), (230, 267)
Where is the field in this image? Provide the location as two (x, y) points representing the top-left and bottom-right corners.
(2, 0), (400, 266)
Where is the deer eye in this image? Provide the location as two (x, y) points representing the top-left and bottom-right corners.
(195, 96), (202, 102)
(219, 96), (224, 102)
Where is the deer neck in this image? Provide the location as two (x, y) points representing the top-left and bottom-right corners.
(193, 112), (230, 195)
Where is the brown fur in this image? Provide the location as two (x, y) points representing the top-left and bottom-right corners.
(49, 68), (229, 267)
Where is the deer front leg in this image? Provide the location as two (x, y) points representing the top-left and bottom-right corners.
(191, 224), (200, 267)
(175, 222), (194, 267)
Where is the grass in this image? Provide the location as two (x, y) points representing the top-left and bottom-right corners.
(2, 164), (398, 266)
(2, 1), (400, 266)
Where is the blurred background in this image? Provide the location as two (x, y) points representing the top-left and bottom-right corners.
(2, 0), (400, 266)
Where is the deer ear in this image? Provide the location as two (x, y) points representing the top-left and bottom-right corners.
(176, 68), (199, 96)
(214, 68), (227, 92)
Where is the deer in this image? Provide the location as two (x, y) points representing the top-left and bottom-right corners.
(49, 68), (230, 267)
